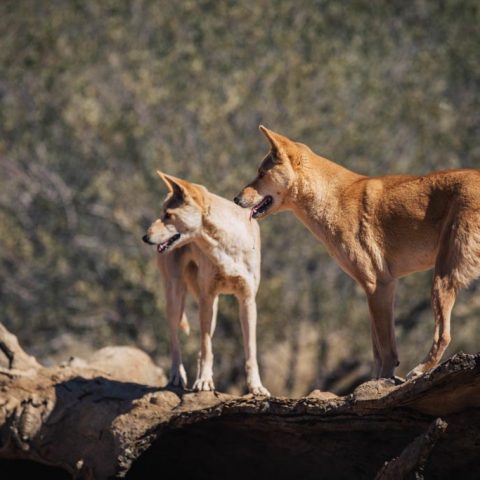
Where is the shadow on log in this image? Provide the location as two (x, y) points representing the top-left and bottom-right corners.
(1, 323), (479, 479)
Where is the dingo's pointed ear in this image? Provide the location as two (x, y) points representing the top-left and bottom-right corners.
(157, 171), (187, 199)
(259, 125), (289, 152)
(157, 170), (172, 191)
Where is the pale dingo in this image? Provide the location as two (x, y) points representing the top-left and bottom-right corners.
(143, 172), (269, 395)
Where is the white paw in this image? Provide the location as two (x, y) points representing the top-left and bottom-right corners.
(168, 364), (187, 389)
(192, 378), (215, 392)
(249, 384), (271, 397)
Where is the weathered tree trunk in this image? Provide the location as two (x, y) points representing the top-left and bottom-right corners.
(1, 323), (479, 479)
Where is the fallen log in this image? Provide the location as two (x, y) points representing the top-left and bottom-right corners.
(0, 323), (479, 479)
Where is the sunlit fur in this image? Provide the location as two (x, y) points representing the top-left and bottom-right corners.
(236, 125), (480, 379)
(143, 172), (269, 395)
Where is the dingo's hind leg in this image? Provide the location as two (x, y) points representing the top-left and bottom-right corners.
(370, 321), (382, 378)
(407, 213), (480, 378)
(166, 281), (188, 388)
(407, 275), (456, 379)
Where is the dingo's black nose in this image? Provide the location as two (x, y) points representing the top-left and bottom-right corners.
(142, 235), (150, 244)
(233, 196), (241, 205)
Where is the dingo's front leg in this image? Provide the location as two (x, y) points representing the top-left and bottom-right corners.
(193, 295), (218, 391)
(238, 295), (270, 396)
(367, 280), (399, 379)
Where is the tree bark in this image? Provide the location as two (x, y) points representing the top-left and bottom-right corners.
(1, 323), (479, 479)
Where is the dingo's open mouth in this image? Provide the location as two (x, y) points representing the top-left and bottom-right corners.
(157, 233), (181, 253)
(251, 195), (273, 219)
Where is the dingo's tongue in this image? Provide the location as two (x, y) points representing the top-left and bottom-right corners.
(250, 195), (273, 220)
(157, 233), (181, 253)
(157, 240), (169, 253)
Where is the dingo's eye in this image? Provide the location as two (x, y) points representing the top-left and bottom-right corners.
(258, 170), (266, 178)
(163, 212), (171, 220)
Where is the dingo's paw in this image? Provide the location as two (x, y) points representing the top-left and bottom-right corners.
(249, 384), (271, 397)
(193, 378), (215, 392)
(406, 365), (426, 380)
(168, 364), (187, 389)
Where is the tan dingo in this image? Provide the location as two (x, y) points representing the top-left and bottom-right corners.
(235, 126), (480, 379)
(143, 172), (269, 395)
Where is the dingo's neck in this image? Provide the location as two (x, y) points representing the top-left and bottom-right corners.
(289, 155), (363, 243)
(195, 194), (257, 270)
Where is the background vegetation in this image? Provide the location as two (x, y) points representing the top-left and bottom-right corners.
(1, 0), (479, 396)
